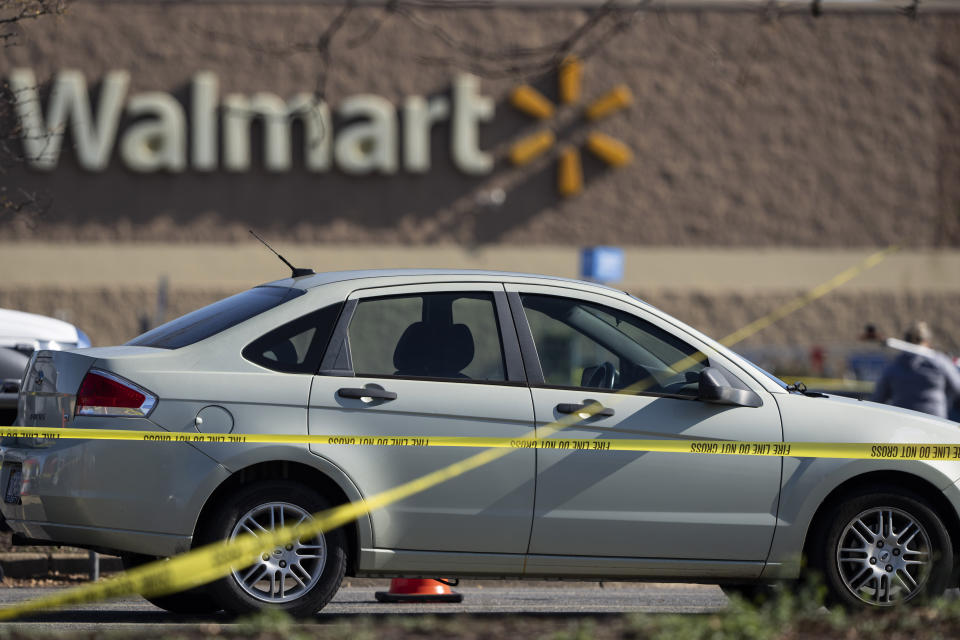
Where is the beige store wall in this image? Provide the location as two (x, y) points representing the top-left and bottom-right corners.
(1, 244), (958, 355)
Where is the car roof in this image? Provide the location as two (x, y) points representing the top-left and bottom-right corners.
(262, 269), (635, 299)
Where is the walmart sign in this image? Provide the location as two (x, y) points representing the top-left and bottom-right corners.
(9, 69), (494, 175)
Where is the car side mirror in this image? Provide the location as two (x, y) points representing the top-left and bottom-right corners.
(698, 367), (763, 408)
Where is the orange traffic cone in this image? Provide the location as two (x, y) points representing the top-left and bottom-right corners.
(375, 578), (464, 603)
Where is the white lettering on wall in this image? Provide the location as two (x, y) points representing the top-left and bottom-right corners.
(335, 95), (398, 174)
(223, 91), (332, 172)
(287, 94), (333, 172)
(451, 74), (494, 175)
(9, 69), (495, 176)
(224, 92), (292, 172)
(10, 68), (130, 171)
(191, 71), (218, 171)
(403, 95), (450, 173)
(120, 92), (187, 172)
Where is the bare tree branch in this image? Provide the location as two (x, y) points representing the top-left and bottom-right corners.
(312, 0), (355, 99)
(1, 0), (65, 45)
(397, 0), (651, 78)
(0, 0), (66, 223)
(195, 0), (652, 94)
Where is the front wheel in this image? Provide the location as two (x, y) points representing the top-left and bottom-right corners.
(199, 481), (347, 617)
(815, 488), (953, 608)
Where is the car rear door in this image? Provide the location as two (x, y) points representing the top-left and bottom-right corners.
(506, 283), (782, 578)
(307, 282), (535, 572)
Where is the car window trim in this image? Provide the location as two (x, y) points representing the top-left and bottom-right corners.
(317, 286), (527, 385)
(493, 290), (526, 384)
(528, 381), (701, 402)
(348, 373), (530, 388)
(318, 299), (357, 376)
(506, 291), (545, 385)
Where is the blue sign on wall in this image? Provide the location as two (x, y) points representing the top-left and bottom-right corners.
(847, 353), (891, 382)
(581, 246), (624, 283)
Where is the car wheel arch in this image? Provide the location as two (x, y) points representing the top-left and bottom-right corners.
(193, 459), (366, 576)
(801, 470), (960, 584)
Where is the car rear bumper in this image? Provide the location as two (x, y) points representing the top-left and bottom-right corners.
(0, 434), (230, 557)
(6, 519), (192, 557)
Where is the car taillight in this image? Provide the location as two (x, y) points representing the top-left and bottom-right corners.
(75, 370), (157, 417)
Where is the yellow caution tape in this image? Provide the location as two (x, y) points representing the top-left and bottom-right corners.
(718, 246), (899, 347)
(2, 426), (959, 461)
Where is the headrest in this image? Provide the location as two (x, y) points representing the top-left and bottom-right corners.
(392, 322), (475, 377)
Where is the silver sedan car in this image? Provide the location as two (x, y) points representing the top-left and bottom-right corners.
(2, 270), (960, 615)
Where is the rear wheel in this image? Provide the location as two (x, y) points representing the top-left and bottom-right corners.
(813, 488), (952, 608)
(121, 554), (222, 614)
(199, 481), (347, 617)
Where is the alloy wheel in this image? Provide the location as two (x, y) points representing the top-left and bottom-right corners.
(836, 506), (932, 606)
(229, 502), (327, 603)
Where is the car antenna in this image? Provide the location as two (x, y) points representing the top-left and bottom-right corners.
(249, 229), (315, 278)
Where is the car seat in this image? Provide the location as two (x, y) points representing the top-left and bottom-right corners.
(392, 322), (475, 379)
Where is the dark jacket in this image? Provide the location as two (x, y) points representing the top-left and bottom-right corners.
(871, 352), (960, 419)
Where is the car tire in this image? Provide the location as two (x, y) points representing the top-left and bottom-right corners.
(813, 487), (952, 608)
(198, 480), (347, 618)
(121, 553), (222, 614)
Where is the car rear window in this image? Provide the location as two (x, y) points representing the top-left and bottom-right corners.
(127, 286), (305, 349)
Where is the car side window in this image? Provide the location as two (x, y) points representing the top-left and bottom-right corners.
(348, 292), (506, 382)
(521, 294), (708, 395)
(243, 303), (342, 374)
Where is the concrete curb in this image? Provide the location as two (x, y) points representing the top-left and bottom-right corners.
(0, 553), (122, 579)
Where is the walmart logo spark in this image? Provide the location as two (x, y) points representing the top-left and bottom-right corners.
(508, 56), (632, 197)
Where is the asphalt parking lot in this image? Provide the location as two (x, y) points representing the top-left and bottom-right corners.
(0, 582), (728, 632)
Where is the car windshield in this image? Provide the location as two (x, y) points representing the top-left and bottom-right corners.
(732, 352), (788, 389)
(127, 286), (305, 349)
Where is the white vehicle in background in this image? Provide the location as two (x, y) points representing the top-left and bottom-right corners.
(0, 308), (91, 425)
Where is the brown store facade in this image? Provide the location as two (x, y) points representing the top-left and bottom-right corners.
(2, 1), (960, 361)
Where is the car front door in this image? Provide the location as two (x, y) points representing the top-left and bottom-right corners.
(307, 283), (536, 574)
(507, 284), (782, 578)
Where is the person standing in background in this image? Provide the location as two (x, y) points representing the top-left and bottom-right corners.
(871, 322), (960, 420)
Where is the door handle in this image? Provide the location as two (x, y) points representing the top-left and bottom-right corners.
(555, 401), (614, 418)
(337, 387), (397, 401)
